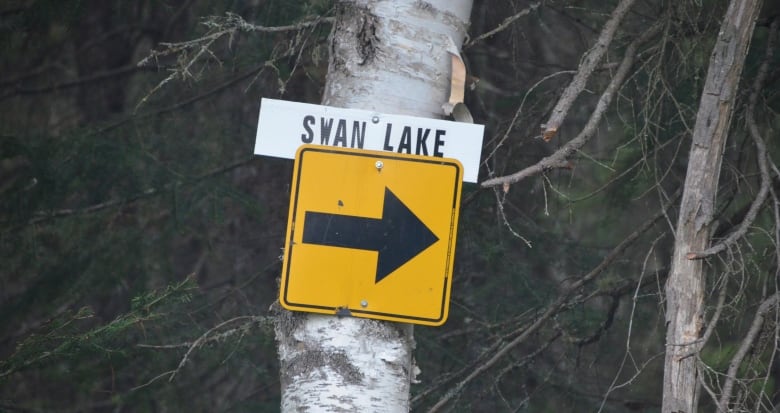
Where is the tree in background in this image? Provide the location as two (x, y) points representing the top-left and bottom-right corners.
(1, 1), (779, 412)
(661, 0), (764, 410)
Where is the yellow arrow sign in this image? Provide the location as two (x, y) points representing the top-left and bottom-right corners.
(280, 145), (463, 325)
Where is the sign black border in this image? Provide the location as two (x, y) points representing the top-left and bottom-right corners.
(280, 145), (462, 325)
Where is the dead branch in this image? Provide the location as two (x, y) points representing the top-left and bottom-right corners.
(138, 316), (270, 350)
(558, 296), (620, 346)
(662, 0), (765, 410)
(168, 316), (262, 383)
(717, 292), (780, 411)
(541, 0), (637, 142)
(697, 280), (728, 353)
(134, 12), (332, 110)
(481, 21), (662, 189)
(465, 2), (540, 48)
(494, 330), (561, 385)
(425, 191), (679, 412)
(687, 18), (778, 260)
(137, 13), (333, 68)
(482, 70), (575, 166)
(97, 60), (270, 136)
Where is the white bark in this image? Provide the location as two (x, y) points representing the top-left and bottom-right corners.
(324, 0), (473, 117)
(276, 311), (414, 412)
(275, 1), (473, 411)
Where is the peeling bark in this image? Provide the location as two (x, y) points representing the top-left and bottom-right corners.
(275, 1), (473, 411)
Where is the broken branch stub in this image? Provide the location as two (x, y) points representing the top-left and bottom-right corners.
(541, 0), (637, 141)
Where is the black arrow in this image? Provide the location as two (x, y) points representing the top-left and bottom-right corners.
(302, 187), (439, 283)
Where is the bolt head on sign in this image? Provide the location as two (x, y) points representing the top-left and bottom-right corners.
(279, 144), (463, 326)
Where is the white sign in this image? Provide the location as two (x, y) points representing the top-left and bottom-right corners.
(254, 98), (484, 183)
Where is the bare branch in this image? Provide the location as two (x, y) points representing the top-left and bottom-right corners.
(137, 316), (270, 350)
(130, 370), (176, 392)
(494, 330), (561, 385)
(168, 316), (262, 383)
(687, 18), (778, 260)
(137, 13), (334, 67)
(426, 191), (679, 412)
(541, 0), (637, 141)
(134, 12), (332, 109)
(663, 1), (765, 409)
(465, 2), (540, 48)
(598, 234), (665, 412)
(208, 12), (335, 33)
(482, 70), (575, 165)
(717, 293), (780, 411)
(481, 21), (662, 189)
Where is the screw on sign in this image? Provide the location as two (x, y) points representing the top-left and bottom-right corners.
(278, 145), (463, 326)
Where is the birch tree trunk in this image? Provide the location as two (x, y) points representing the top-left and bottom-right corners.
(274, 1), (473, 411)
(662, 0), (762, 411)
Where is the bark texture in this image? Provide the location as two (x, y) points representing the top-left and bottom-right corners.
(275, 1), (473, 411)
(662, 1), (763, 412)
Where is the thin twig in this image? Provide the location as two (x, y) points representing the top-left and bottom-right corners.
(493, 188), (533, 247)
(755, 181), (780, 411)
(465, 3), (540, 48)
(0, 65), (143, 101)
(135, 13), (332, 109)
(7, 158), (253, 229)
(482, 70), (575, 165)
(426, 190), (679, 412)
(168, 316), (260, 382)
(137, 13), (334, 67)
(137, 316), (268, 350)
(130, 370), (176, 392)
(598, 234), (665, 412)
(96, 61), (270, 136)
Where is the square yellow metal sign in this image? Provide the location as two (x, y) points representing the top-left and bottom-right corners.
(279, 144), (463, 326)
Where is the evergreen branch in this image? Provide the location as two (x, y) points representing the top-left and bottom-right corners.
(0, 279), (196, 380)
(0, 65), (143, 101)
(206, 12), (335, 33)
(96, 61), (270, 136)
(9, 157), (253, 229)
(136, 13), (334, 67)
(135, 12), (332, 109)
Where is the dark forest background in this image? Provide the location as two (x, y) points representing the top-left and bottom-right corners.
(1, 0), (779, 412)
